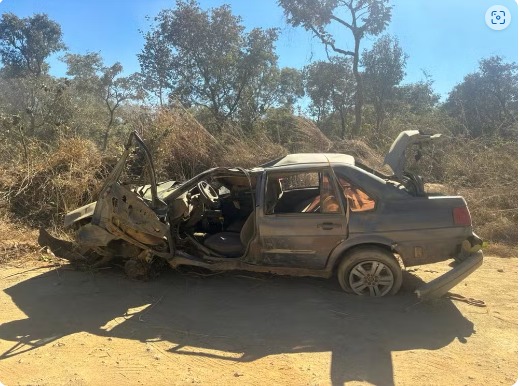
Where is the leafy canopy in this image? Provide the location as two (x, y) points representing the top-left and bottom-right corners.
(0, 13), (66, 76)
(142, 0), (286, 127)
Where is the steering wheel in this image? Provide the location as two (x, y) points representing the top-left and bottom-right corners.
(197, 180), (219, 207)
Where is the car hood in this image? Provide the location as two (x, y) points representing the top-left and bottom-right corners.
(383, 130), (441, 179)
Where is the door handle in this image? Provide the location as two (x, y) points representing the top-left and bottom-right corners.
(317, 222), (341, 230)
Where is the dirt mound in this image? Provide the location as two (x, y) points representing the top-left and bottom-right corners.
(332, 139), (391, 173)
(141, 108), (224, 180)
(141, 108), (287, 175)
(285, 116), (332, 152)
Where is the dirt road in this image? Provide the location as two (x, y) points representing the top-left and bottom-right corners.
(0, 255), (517, 385)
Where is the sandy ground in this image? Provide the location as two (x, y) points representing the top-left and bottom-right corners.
(0, 255), (517, 386)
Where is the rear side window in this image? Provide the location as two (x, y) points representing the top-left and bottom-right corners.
(337, 176), (376, 212)
(265, 170), (342, 214)
(279, 172), (318, 190)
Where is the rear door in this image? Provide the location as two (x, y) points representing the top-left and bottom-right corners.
(255, 167), (348, 269)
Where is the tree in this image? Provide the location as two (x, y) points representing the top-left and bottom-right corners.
(362, 34), (407, 131)
(444, 56), (517, 138)
(237, 66), (304, 130)
(279, 0), (392, 136)
(396, 77), (440, 115)
(0, 13), (66, 77)
(142, 0), (282, 131)
(305, 57), (355, 137)
(0, 72), (74, 142)
(279, 67), (305, 109)
(63, 53), (145, 148)
(0, 13), (67, 134)
(138, 28), (173, 106)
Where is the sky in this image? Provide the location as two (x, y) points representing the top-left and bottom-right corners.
(0, 0), (517, 99)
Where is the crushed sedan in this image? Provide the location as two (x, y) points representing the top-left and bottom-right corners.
(39, 130), (484, 298)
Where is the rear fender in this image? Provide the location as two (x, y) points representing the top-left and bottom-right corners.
(326, 236), (396, 271)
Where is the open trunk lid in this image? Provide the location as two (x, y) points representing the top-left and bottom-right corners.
(384, 130), (442, 180)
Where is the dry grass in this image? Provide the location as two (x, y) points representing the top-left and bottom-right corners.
(485, 242), (517, 257)
(0, 137), (106, 226)
(0, 214), (40, 264)
(332, 138), (392, 173)
(133, 108), (288, 179)
(145, 108), (224, 180)
(283, 116), (332, 153)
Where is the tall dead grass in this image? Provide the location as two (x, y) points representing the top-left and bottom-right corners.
(132, 108), (287, 179)
(282, 116), (332, 153)
(438, 138), (517, 249)
(0, 137), (106, 226)
(332, 139), (392, 173)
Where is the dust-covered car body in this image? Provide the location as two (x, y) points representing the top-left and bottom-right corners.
(48, 130), (483, 298)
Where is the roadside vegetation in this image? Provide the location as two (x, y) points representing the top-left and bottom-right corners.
(0, 1), (516, 260)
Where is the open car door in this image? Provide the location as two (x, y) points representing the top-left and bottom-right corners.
(85, 132), (173, 258)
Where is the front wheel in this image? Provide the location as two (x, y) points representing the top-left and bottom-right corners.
(337, 247), (402, 296)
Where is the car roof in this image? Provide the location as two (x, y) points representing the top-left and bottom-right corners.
(262, 153), (356, 168)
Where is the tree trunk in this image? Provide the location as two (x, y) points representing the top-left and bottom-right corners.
(28, 88), (37, 136)
(103, 108), (115, 151)
(158, 85), (163, 107)
(18, 125), (28, 163)
(352, 35), (363, 137)
(102, 127), (111, 151)
(339, 107), (347, 138)
(375, 97), (383, 132)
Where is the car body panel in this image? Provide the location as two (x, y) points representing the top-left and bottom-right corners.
(256, 211), (348, 269)
(249, 166), (349, 269)
(64, 202), (97, 228)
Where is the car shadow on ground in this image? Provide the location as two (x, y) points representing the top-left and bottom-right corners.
(0, 266), (474, 385)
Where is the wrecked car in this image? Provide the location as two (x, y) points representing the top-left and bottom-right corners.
(39, 130), (483, 298)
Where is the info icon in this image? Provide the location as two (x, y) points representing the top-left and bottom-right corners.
(486, 5), (511, 30)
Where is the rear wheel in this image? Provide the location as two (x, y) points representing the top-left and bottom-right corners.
(337, 247), (402, 296)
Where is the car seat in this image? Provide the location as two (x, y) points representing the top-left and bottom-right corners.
(203, 212), (255, 257)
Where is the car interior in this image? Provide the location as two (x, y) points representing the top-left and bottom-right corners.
(134, 166), (376, 259)
(172, 173), (258, 258)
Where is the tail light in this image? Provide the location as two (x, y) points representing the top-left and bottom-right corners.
(453, 206), (472, 226)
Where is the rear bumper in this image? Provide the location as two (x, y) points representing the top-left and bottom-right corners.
(415, 250), (484, 300)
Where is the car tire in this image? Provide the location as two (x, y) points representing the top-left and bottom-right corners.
(337, 247), (402, 296)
